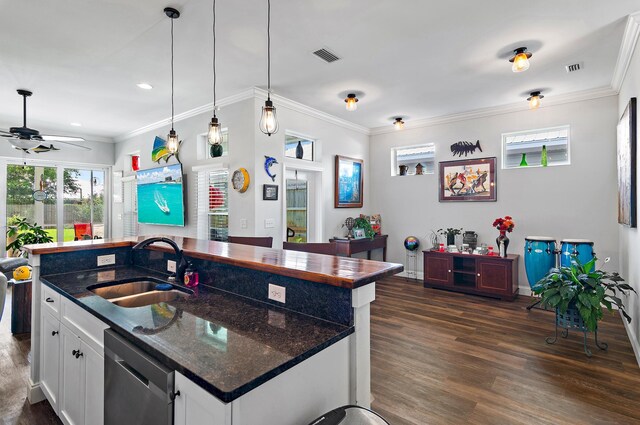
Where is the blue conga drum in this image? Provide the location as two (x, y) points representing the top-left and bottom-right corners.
(560, 239), (594, 267)
(524, 236), (557, 289)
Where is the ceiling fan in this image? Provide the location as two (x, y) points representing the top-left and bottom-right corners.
(0, 89), (91, 153)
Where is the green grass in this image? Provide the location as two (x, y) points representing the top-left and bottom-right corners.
(44, 228), (77, 242)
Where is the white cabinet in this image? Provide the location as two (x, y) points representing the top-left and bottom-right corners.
(174, 372), (231, 425)
(41, 310), (60, 411)
(40, 294), (108, 425)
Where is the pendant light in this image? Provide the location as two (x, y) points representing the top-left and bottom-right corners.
(165, 7), (180, 154)
(207, 0), (222, 146)
(509, 47), (532, 73)
(393, 117), (405, 130)
(527, 91), (544, 109)
(259, 0), (279, 136)
(345, 93), (358, 111)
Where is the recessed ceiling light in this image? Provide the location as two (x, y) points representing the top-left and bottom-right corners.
(70, 122), (82, 127)
(137, 83), (153, 90)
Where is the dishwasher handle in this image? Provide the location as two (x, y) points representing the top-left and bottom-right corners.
(117, 358), (150, 387)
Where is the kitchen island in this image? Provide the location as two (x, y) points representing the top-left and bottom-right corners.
(25, 236), (402, 425)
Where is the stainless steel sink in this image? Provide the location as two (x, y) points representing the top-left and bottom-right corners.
(88, 279), (191, 308)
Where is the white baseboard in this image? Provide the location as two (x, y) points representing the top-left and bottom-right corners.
(396, 270), (424, 280)
(621, 311), (640, 368)
(27, 379), (45, 404)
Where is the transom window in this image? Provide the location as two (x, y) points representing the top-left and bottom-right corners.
(391, 143), (436, 176)
(206, 129), (229, 159)
(502, 125), (570, 169)
(285, 134), (314, 161)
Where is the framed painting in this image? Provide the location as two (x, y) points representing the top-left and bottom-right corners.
(439, 157), (497, 202)
(617, 97), (637, 227)
(263, 184), (278, 201)
(335, 155), (364, 208)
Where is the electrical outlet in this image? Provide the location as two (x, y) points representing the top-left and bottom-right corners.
(268, 283), (286, 303)
(241, 218), (248, 229)
(97, 254), (116, 267)
(265, 218), (275, 229)
(167, 260), (176, 273)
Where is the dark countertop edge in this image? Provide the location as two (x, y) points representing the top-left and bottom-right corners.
(25, 237), (404, 289)
(39, 275), (354, 403)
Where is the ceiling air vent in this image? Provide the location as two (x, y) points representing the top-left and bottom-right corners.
(565, 62), (583, 73)
(313, 48), (340, 63)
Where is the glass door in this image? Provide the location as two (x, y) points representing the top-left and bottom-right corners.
(286, 170), (309, 243)
(63, 169), (105, 241)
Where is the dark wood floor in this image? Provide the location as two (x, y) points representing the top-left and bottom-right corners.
(0, 285), (60, 425)
(370, 276), (640, 425)
(2, 278), (640, 424)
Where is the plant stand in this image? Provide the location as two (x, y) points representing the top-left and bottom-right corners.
(405, 250), (418, 280)
(545, 307), (608, 357)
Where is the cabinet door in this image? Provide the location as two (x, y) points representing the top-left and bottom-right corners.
(59, 324), (83, 425)
(477, 260), (511, 293)
(41, 311), (61, 412)
(82, 341), (104, 425)
(174, 372), (231, 425)
(424, 255), (452, 285)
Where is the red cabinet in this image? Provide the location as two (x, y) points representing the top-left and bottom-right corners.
(423, 251), (519, 300)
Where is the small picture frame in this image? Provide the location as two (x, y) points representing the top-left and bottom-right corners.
(353, 228), (366, 239)
(263, 184), (278, 201)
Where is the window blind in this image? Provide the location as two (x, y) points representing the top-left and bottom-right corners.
(197, 169), (229, 241)
(122, 177), (138, 237)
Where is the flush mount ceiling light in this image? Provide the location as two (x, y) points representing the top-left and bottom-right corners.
(393, 117), (405, 130)
(345, 93), (358, 111)
(207, 0), (222, 146)
(509, 47), (532, 73)
(259, 0), (279, 136)
(136, 83), (153, 90)
(164, 7), (181, 154)
(527, 91), (544, 109)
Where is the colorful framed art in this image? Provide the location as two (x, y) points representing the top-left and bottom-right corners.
(439, 157), (497, 202)
(334, 155), (364, 208)
(617, 97), (637, 227)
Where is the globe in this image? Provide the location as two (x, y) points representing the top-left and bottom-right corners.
(404, 236), (420, 251)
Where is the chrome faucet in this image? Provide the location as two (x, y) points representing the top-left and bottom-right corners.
(132, 237), (187, 284)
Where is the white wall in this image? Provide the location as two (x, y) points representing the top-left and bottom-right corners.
(370, 95), (619, 291)
(112, 94), (370, 247)
(618, 33), (640, 362)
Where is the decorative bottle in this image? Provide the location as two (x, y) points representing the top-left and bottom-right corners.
(519, 153), (528, 167)
(541, 145), (548, 167)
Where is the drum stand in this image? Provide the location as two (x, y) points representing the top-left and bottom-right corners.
(526, 298), (543, 310)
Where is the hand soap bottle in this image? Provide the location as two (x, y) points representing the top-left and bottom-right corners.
(183, 262), (199, 288)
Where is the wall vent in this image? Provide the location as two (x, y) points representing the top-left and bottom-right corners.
(313, 48), (340, 63)
(565, 62), (583, 73)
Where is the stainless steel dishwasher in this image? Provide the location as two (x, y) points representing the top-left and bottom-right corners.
(104, 329), (175, 425)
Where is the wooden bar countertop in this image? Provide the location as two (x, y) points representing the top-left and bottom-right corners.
(24, 236), (404, 289)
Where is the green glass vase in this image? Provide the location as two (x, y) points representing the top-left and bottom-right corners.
(519, 153), (528, 167)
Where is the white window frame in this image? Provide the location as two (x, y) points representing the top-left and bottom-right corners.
(501, 125), (571, 169)
(197, 128), (230, 161)
(390, 143), (436, 176)
(284, 131), (320, 163)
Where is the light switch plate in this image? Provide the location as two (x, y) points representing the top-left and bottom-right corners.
(268, 283), (286, 303)
(167, 260), (176, 273)
(97, 254), (116, 267)
(265, 218), (275, 229)
(241, 218), (248, 229)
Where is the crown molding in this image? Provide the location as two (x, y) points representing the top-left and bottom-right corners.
(369, 86), (618, 136)
(252, 87), (370, 135)
(612, 12), (640, 93)
(114, 88), (255, 142)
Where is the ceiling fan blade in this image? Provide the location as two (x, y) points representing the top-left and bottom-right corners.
(0, 129), (15, 137)
(41, 135), (86, 143)
(49, 140), (92, 151)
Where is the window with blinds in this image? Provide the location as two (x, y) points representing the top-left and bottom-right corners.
(502, 125), (570, 169)
(122, 177), (138, 237)
(197, 169), (229, 241)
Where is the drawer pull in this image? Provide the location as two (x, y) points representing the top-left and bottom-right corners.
(52, 331), (59, 336)
(477, 273), (481, 277)
(448, 270), (451, 273)
(45, 297), (54, 303)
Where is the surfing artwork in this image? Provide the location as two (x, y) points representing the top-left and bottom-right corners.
(136, 164), (185, 226)
(439, 157), (497, 202)
(152, 136), (181, 163)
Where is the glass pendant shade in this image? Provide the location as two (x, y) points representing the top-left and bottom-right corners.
(167, 129), (180, 154)
(259, 98), (279, 136)
(207, 116), (222, 145)
(394, 118), (405, 130)
(527, 91), (543, 110)
(345, 94), (358, 111)
(511, 52), (530, 73)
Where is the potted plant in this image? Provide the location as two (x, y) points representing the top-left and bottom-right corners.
(533, 256), (635, 337)
(353, 217), (376, 240)
(437, 227), (462, 246)
(6, 217), (54, 257)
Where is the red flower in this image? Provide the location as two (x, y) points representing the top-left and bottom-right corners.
(493, 216), (515, 232)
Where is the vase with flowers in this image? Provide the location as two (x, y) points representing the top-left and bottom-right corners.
(492, 216), (514, 257)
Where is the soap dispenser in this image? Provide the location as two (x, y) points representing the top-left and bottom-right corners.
(183, 262), (199, 288)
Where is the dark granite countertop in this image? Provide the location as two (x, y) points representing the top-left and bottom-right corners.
(41, 266), (353, 402)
